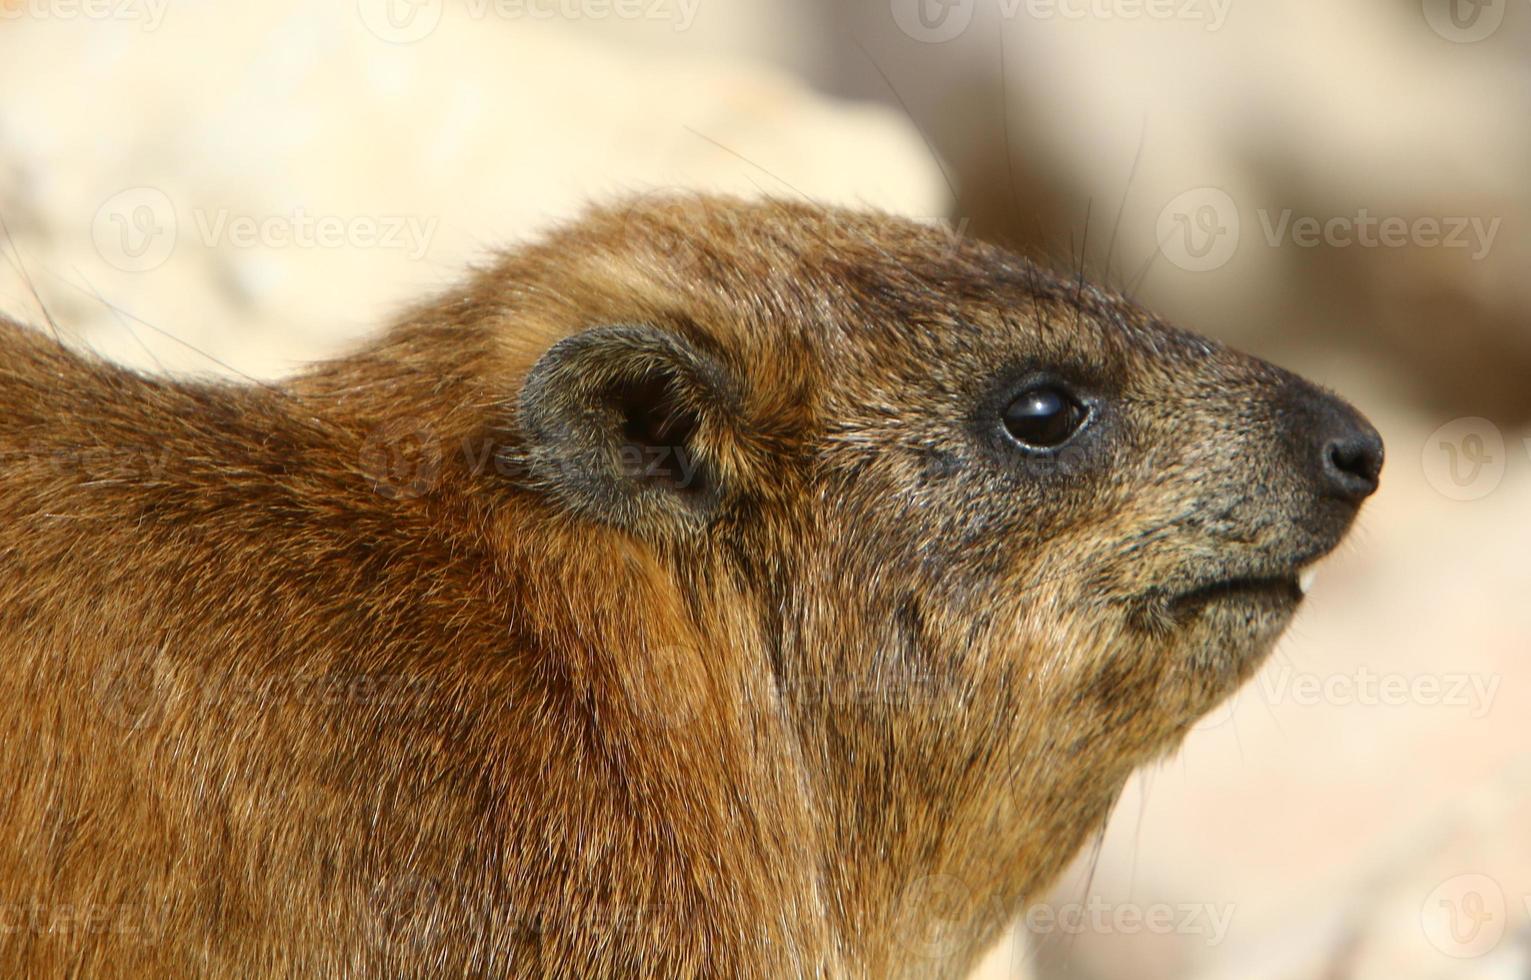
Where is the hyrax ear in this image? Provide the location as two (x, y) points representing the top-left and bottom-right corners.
(518, 325), (741, 533)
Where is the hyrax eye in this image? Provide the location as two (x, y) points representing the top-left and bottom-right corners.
(1002, 383), (1089, 450)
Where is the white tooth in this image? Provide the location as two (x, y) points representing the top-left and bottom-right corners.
(1298, 567), (1318, 595)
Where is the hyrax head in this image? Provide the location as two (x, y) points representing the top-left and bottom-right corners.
(471, 195), (1379, 938)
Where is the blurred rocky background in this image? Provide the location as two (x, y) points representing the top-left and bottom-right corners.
(1, 1), (1527, 977)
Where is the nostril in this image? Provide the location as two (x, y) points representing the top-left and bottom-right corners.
(1323, 432), (1383, 500)
(1278, 379), (1383, 508)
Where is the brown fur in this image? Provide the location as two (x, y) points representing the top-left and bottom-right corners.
(0, 196), (1379, 977)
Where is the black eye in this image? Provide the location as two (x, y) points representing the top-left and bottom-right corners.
(1002, 383), (1088, 450)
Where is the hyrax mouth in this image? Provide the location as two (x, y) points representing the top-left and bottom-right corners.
(1167, 572), (1304, 615)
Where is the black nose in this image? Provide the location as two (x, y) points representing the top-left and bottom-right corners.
(1302, 390), (1383, 503)
(1323, 428), (1383, 501)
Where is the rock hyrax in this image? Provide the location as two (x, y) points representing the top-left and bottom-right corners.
(0, 196), (1381, 977)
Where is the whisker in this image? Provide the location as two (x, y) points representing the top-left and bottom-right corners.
(849, 38), (962, 210)
(0, 212), (62, 343)
(681, 126), (814, 204)
(997, 26), (1024, 234)
(1105, 115), (1149, 293)
(68, 263), (167, 374)
(42, 271), (291, 398)
(1068, 199), (1093, 337)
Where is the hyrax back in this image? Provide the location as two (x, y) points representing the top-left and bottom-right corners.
(0, 196), (1379, 978)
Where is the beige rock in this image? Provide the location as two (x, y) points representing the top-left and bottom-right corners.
(820, 0), (1531, 420)
(0, 2), (948, 378)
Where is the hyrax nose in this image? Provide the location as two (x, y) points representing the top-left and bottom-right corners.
(1324, 427), (1383, 501)
(1301, 388), (1384, 503)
